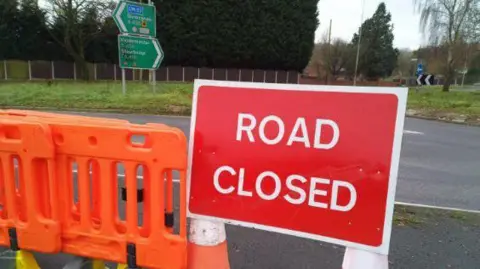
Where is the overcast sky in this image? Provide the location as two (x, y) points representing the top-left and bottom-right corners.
(316, 0), (425, 50)
(38, 0), (424, 50)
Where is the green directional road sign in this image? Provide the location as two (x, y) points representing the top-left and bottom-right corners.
(113, 0), (156, 37)
(118, 35), (164, 70)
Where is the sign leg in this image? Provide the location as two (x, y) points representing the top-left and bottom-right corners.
(122, 68), (126, 95)
(152, 70), (156, 93)
(342, 247), (388, 269)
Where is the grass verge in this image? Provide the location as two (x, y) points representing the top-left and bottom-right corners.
(393, 204), (480, 227)
(1, 82), (479, 123)
(408, 86), (480, 124)
(0, 81), (193, 115)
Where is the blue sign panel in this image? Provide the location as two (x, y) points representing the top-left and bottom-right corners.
(127, 4), (144, 15)
(416, 63), (423, 76)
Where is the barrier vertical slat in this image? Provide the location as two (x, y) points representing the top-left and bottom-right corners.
(0, 157), (5, 220)
(57, 155), (71, 227)
(99, 159), (115, 235)
(125, 162), (138, 237)
(149, 165), (163, 236)
(139, 165), (150, 237)
(1, 154), (17, 222)
(23, 160), (37, 222)
(165, 170), (173, 233)
(47, 160), (58, 220)
(90, 160), (101, 223)
(77, 158), (91, 231)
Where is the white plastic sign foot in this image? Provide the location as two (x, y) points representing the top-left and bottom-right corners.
(342, 247), (389, 269)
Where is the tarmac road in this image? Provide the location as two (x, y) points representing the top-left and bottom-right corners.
(65, 111), (480, 211)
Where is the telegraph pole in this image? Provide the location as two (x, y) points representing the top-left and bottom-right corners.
(326, 19), (332, 84)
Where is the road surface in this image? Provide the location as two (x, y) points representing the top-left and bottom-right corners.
(66, 111), (480, 211)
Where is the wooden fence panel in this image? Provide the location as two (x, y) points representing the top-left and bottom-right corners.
(265, 71), (276, 83)
(96, 63), (115, 80)
(54, 61), (74, 79)
(31, 61), (52, 79)
(168, 66), (183, 81)
(156, 67), (167, 81)
(253, 70), (265, 83)
(276, 70), (288, 84)
(226, 69), (240, 81)
(240, 69), (252, 82)
(213, 68), (227, 81)
(184, 67), (199, 81)
(199, 68), (213, 80)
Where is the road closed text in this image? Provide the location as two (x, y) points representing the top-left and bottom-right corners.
(213, 166), (357, 212)
(211, 113), (357, 212)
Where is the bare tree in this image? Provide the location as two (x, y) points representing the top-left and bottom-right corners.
(308, 31), (353, 83)
(394, 49), (414, 77)
(321, 38), (352, 81)
(415, 0), (480, 91)
(43, 0), (115, 80)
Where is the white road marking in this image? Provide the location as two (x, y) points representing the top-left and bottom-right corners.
(17, 168), (480, 213)
(403, 130), (424, 135)
(395, 201), (480, 214)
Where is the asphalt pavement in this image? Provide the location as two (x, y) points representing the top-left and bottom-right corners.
(64, 111), (480, 211)
(3, 188), (480, 269)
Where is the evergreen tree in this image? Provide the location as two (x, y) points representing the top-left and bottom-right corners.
(0, 0), (20, 60)
(351, 2), (398, 80)
(154, 0), (319, 71)
(17, 0), (55, 61)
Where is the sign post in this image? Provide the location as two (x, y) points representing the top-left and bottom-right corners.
(187, 80), (407, 259)
(113, 0), (163, 95)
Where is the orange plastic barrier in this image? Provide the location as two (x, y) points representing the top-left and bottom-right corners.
(0, 110), (176, 232)
(0, 118), (61, 253)
(0, 110), (188, 269)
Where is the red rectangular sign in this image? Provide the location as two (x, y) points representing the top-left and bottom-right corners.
(187, 80), (407, 254)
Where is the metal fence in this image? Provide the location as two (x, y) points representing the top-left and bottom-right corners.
(0, 60), (300, 84)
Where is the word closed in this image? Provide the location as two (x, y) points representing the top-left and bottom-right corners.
(213, 166), (357, 212)
(188, 80), (407, 255)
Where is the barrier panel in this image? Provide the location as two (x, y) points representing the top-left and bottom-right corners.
(0, 110), (188, 269)
(0, 110), (175, 232)
(0, 118), (61, 253)
(54, 122), (187, 268)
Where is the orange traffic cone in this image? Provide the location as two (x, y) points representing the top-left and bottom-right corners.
(187, 219), (230, 269)
(342, 247), (389, 269)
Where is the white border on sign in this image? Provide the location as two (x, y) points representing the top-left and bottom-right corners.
(186, 79), (408, 256)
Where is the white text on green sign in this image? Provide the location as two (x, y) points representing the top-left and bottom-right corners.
(113, 0), (156, 37)
(118, 35), (163, 70)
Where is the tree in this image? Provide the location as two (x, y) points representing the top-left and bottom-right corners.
(393, 49), (414, 77)
(43, 0), (115, 79)
(0, 0), (319, 74)
(154, 0), (319, 71)
(16, 0), (56, 61)
(320, 38), (353, 81)
(415, 0), (480, 91)
(351, 2), (399, 80)
(0, 0), (20, 60)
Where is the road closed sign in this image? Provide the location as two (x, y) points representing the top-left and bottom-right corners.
(187, 79), (408, 255)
